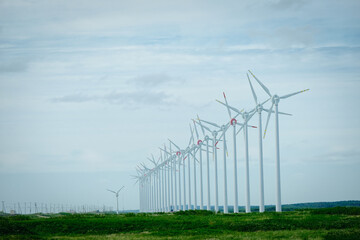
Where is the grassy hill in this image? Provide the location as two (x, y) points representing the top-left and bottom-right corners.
(166, 200), (360, 213)
(1, 206), (360, 239)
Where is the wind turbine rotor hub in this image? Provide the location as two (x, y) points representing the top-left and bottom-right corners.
(230, 118), (237, 125)
(257, 104), (263, 113)
(243, 112), (249, 120)
(273, 95), (280, 104)
(212, 131), (218, 137)
(204, 135), (209, 141)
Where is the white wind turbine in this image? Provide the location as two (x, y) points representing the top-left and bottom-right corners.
(189, 123), (202, 210)
(168, 139), (185, 211)
(187, 125), (196, 210)
(148, 155), (162, 212)
(159, 149), (166, 212)
(132, 168), (147, 212)
(107, 186), (124, 214)
(192, 120), (205, 210)
(215, 92), (243, 213)
(249, 70), (309, 212)
(197, 117), (226, 213)
(216, 99), (258, 213)
(159, 145), (172, 212)
(194, 117), (215, 211)
(202, 107), (242, 214)
(247, 73), (291, 212)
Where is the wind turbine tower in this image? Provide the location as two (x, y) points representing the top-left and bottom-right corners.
(107, 186), (125, 214)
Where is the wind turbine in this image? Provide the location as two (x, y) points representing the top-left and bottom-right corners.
(247, 73), (284, 212)
(107, 186), (124, 214)
(189, 123), (202, 210)
(159, 145), (171, 212)
(194, 116), (216, 211)
(169, 139), (185, 211)
(197, 117), (225, 213)
(148, 154), (162, 212)
(159, 149), (165, 212)
(132, 170), (145, 212)
(216, 99), (258, 213)
(215, 92), (243, 213)
(249, 70), (309, 212)
(193, 120), (205, 210)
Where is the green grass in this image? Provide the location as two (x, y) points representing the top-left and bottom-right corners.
(0, 207), (359, 239)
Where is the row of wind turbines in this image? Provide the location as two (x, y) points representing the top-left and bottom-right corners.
(133, 70), (309, 213)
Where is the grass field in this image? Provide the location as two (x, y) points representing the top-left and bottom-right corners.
(1, 207), (360, 239)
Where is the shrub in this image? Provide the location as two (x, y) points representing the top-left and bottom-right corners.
(124, 212), (136, 217)
(312, 207), (360, 215)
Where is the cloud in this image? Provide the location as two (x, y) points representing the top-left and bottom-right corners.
(128, 73), (179, 88)
(268, 0), (308, 10)
(0, 58), (29, 72)
(313, 149), (360, 165)
(52, 90), (174, 107)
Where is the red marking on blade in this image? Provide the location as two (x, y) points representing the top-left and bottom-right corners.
(223, 92), (226, 98)
(197, 140), (202, 145)
(176, 151), (181, 156)
(231, 118), (237, 125)
(215, 141), (219, 146)
(184, 156), (187, 160)
(252, 126), (257, 128)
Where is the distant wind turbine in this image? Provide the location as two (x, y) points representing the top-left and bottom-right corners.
(107, 186), (125, 214)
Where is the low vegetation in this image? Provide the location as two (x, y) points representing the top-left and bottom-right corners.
(0, 207), (359, 239)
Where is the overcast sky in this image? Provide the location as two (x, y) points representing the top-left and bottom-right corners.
(0, 0), (359, 211)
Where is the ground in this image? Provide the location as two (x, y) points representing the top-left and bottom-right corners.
(1, 207), (359, 239)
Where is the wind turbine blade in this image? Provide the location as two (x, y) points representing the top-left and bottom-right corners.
(190, 123), (195, 143)
(280, 89), (309, 99)
(247, 73), (258, 104)
(222, 92), (232, 119)
(263, 102), (274, 138)
(148, 157), (157, 166)
(248, 70), (272, 97)
(263, 108), (292, 116)
(188, 124), (194, 146)
(107, 189), (116, 194)
(159, 147), (171, 157)
(216, 99), (243, 115)
(260, 98), (271, 106)
(247, 110), (257, 123)
(199, 118), (221, 128)
(193, 120), (199, 140)
(168, 139), (181, 151)
(236, 125), (244, 135)
(117, 186), (125, 194)
(197, 118), (212, 133)
(278, 111), (292, 116)
(196, 115), (206, 136)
